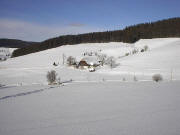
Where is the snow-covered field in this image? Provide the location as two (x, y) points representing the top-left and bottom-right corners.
(0, 38), (180, 135)
(1, 38), (180, 85)
(0, 81), (180, 135)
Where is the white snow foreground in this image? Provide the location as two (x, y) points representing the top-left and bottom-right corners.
(0, 81), (180, 135)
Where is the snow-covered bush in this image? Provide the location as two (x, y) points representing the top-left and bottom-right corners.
(152, 74), (163, 82)
(57, 77), (61, 85)
(98, 54), (107, 66)
(67, 56), (76, 66)
(102, 78), (105, 82)
(141, 49), (145, 52)
(132, 49), (138, 54)
(125, 52), (130, 56)
(133, 75), (138, 81)
(122, 77), (126, 81)
(53, 62), (58, 66)
(144, 45), (149, 51)
(105, 56), (117, 69)
(46, 70), (57, 84)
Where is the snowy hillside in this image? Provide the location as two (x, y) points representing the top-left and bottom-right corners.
(1, 38), (180, 135)
(0, 38), (180, 85)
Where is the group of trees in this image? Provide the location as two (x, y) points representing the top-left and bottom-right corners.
(12, 18), (180, 57)
(0, 39), (38, 48)
(65, 53), (118, 70)
(46, 70), (61, 85)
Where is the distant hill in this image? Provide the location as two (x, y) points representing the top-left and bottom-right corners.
(12, 17), (180, 57)
(0, 39), (38, 48)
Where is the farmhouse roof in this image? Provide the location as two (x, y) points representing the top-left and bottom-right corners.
(80, 56), (100, 66)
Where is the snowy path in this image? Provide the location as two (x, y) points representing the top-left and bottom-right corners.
(0, 87), (54, 101)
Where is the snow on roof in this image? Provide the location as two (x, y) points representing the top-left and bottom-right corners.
(80, 56), (100, 65)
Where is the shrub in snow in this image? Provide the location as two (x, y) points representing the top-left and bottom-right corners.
(57, 77), (63, 85)
(53, 62), (58, 66)
(67, 56), (76, 66)
(133, 75), (138, 81)
(47, 70), (57, 84)
(122, 77), (126, 81)
(98, 54), (107, 66)
(152, 74), (163, 82)
(132, 49), (138, 54)
(105, 56), (117, 69)
(141, 49), (145, 52)
(125, 53), (129, 56)
(144, 45), (149, 51)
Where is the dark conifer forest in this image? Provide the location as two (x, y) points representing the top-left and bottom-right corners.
(12, 18), (180, 57)
(0, 39), (38, 48)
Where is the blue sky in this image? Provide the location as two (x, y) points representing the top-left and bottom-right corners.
(0, 0), (180, 41)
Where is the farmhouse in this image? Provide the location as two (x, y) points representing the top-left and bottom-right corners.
(78, 60), (89, 67)
(78, 56), (100, 69)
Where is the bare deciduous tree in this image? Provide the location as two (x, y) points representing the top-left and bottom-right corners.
(67, 56), (76, 66)
(98, 54), (107, 66)
(47, 70), (57, 84)
(62, 53), (66, 65)
(144, 45), (149, 51)
(106, 56), (117, 69)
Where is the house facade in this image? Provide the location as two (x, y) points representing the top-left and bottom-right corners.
(78, 56), (100, 70)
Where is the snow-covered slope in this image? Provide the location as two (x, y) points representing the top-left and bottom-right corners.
(0, 38), (180, 85)
(102, 38), (180, 79)
(1, 38), (180, 135)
